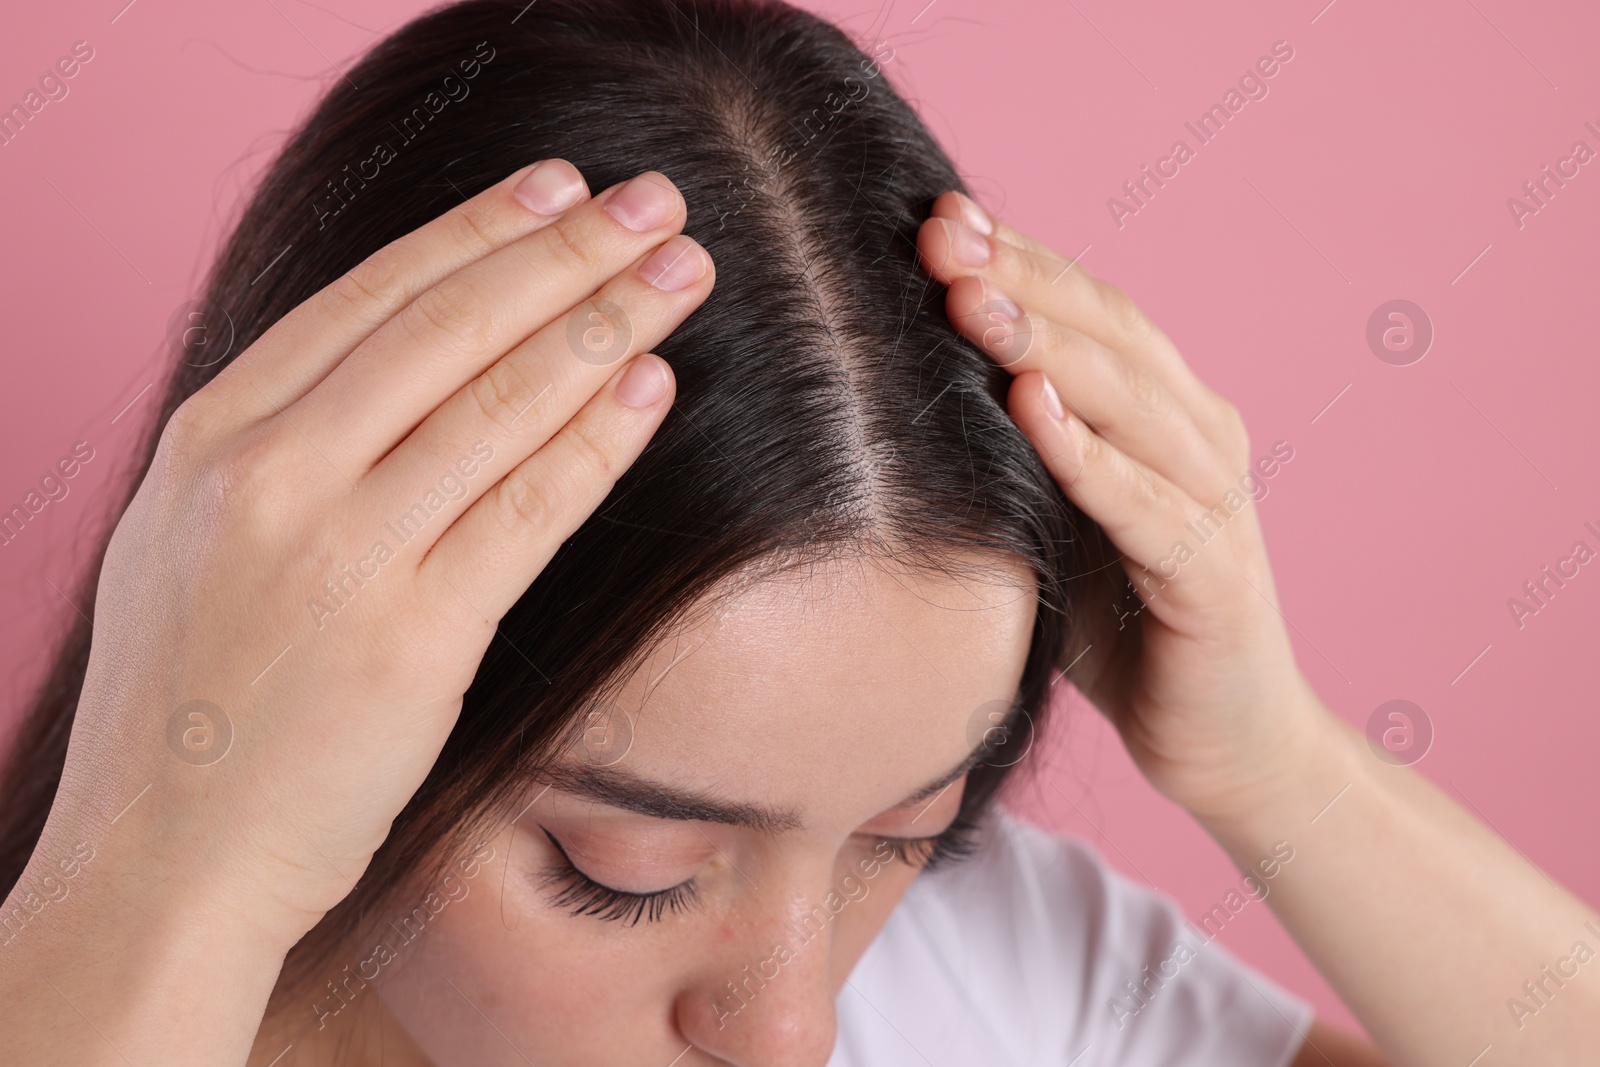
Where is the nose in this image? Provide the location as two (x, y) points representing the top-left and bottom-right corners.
(675, 900), (841, 1067)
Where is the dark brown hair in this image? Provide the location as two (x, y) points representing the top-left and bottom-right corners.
(0, 0), (1133, 1018)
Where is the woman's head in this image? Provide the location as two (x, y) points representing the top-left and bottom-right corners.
(0, 0), (1129, 1061)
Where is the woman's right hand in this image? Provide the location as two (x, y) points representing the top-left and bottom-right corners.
(4, 159), (712, 1056)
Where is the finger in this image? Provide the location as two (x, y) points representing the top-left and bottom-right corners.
(361, 233), (712, 541)
(942, 275), (1237, 506)
(210, 159), (592, 419)
(917, 205), (1175, 370)
(924, 192), (1128, 344)
(289, 171), (689, 477)
(419, 353), (675, 621)
(931, 190), (1076, 278)
(1008, 370), (1240, 614)
(917, 195), (1230, 438)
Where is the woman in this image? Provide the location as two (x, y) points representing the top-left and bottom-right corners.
(0, 0), (1594, 1064)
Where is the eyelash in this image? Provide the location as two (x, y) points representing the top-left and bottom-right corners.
(878, 815), (982, 873)
(536, 816), (983, 926)
(537, 829), (700, 927)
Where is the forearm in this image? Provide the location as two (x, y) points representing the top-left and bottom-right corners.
(1198, 684), (1600, 1067)
(0, 808), (299, 1066)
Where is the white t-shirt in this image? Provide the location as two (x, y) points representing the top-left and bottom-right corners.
(829, 808), (1315, 1067)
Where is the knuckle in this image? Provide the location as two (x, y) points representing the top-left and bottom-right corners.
(322, 247), (407, 324)
(1220, 399), (1251, 463)
(469, 358), (542, 431)
(1097, 281), (1152, 341)
(494, 465), (553, 533)
(160, 394), (218, 456)
(1124, 462), (1166, 514)
(1056, 262), (1098, 301)
(440, 203), (500, 259)
(542, 216), (599, 273)
(198, 424), (300, 524)
(563, 420), (619, 482)
(1120, 360), (1166, 418)
(1005, 243), (1052, 289)
(1221, 398), (1247, 438)
(402, 275), (494, 352)
(1073, 416), (1103, 468)
(139, 410), (320, 559)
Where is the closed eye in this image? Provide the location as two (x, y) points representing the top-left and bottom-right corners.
(876, 814), (982, 873)
(537, 828), (701, 926)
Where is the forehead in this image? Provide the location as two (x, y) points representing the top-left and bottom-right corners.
(590, 552), (1037, 829)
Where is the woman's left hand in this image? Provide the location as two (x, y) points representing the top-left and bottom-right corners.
(916, 192), (1328, 823)
(919, 193), (1600, 1067)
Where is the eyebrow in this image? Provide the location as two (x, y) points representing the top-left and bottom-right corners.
(899, 737), (992, 807)
(536, 705), (1014, 834)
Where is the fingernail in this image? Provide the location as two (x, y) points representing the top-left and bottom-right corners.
(948, 219), (991, 267)
(513, 159), (587, 216)
(604, 174), (679, 232)
(639, 235), (707, 292)
(616, 356), (669, 408)
(955, 192), (993, 236)
(1040, 377), (1066, 421)
(981, 282), (1020, 321)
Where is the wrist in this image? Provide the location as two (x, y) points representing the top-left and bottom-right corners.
(37, 770), (330, 949)
(2, 815), (300, 1066)
(1188, 680), (1370, 846)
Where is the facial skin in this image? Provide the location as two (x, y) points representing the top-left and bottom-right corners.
(278, 551), (1036, 1067)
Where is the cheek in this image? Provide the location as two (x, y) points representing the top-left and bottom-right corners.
(372, 835), (690, 1066)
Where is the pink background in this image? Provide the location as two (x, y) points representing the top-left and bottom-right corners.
(4, 0), (1598, 1037)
